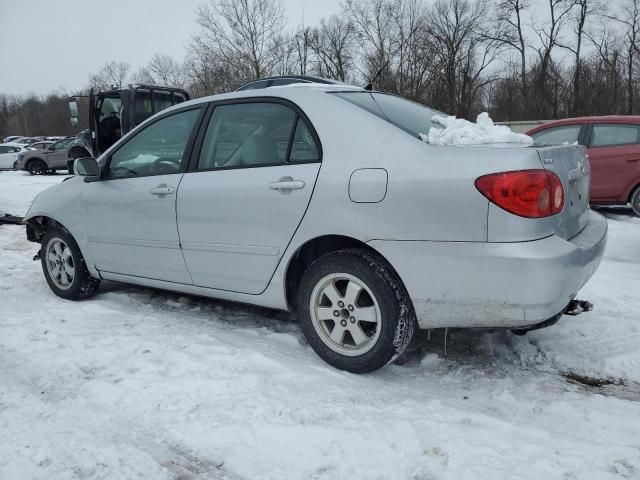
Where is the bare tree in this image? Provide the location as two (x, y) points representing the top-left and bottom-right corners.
(428, 0), (501, 116)
(88, 61), (131, 90)
(308, 15), (356, 81)
(606, 0), (640, 114)
(190, 0), (286, 81)
(491, 0), (529, 98)
(344, 0), (399, 89)
(556, 1), (604, 115)
(529, 0), (574, 117)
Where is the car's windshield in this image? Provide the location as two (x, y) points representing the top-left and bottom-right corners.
(332, 91), (447, 138)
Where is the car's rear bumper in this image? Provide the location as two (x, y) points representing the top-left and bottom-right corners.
(368, 209), (608, 329)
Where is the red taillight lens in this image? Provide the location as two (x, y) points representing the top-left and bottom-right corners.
(475, 170), (564, 218)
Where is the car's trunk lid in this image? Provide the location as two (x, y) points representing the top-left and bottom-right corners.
(535, 144), (590, 240)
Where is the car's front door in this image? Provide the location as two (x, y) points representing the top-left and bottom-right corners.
(587, 123), (640, 201)
(82, 106), (203, 283)
(177, 100), (322, 294)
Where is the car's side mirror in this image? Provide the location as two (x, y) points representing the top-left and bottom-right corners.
(73, 157), (100, 182)
(68, 98), (79, 128)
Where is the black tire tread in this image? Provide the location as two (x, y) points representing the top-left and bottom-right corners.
(296, 248), (416, 373)
(631, 185), (640, 217)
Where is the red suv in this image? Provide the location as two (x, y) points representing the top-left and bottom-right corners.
(528, 116), (640, 216)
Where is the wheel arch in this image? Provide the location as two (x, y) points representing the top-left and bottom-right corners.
(283, 234), (411, 312)
(627, 180), (640, 203)
(25, 215), (69, 243)
(25, 155), (47, 168)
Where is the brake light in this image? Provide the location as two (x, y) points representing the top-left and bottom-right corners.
(475, 170), (564, 218)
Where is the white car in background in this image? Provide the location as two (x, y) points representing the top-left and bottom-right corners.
(0, 143), (31, 170)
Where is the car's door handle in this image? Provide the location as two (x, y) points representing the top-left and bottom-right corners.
(268, 176), (305, 193)
(149, 184), (175, 197)
(626, 156), (640, 163)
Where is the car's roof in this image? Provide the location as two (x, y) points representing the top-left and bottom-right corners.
(166, 83), (366, 112)
(528, 115), (640, 133)
(235, 75), (344, 91)
(0, 142), (27, 147)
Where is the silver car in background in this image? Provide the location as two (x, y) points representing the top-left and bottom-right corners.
(23, 85), (607, 373)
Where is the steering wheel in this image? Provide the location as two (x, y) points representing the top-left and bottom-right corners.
(150, 159), (180, 175)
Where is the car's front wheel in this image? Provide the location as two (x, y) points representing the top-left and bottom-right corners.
(27, 159), (47, 175)
(631, 185), (640, 217)
(296, 249), (416, 373)
(41, 226), (100, 300)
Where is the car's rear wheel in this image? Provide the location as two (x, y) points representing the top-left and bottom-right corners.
(12, 161), (18, 170)
(27, 159), (47, 175)
(630, 186), (640, 217)
(41, 226), (100, 300)
(296, 249), (416, 373)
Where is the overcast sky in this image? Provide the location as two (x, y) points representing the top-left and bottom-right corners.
(0, 0), (342, 96)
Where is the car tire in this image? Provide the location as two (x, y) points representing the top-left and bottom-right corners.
(27, 159), (47, 175)
(631, 186), (640, 217)
(296, 248), (416, 373)
(41, 225), (100, 301)
(12, 161), (18, 171)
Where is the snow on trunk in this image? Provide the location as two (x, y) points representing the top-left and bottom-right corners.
(421, 112), (534, 146)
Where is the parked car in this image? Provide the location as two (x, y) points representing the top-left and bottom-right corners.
(29, 141), (55, 150)
(17, 137), (75, 174)
(23, 85), (607, 373)
(0, 143), (31, 170)
(528, 116), (640, 216)
(2, 135), (22, 143)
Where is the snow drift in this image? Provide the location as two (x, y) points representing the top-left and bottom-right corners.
(422, 112), (534, 146)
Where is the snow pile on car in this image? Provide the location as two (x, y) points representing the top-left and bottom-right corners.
(422, 112), (534, 146)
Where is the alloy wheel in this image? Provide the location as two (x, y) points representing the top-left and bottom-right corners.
(309, 273), (382, 356)
(45, 237), (75, 290)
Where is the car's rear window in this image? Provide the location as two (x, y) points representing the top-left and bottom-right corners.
(332, 91), (446, 138)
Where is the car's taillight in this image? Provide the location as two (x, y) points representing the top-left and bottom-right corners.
(475, 169), (564, 218)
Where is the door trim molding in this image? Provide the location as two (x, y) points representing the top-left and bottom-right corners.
(181, 241), (280, 256)
(88, 236), (180, 250)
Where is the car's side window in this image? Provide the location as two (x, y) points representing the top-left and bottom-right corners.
(105, 108), (201, 180)
(0, 146), (9, 154)
(197, 102), (298, 170)
(289, 118), (320, 162)
(530, 125), (582, 145)
(590, 124), (640, 147)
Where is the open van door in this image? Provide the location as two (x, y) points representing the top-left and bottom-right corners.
(120, 85), (190, 135)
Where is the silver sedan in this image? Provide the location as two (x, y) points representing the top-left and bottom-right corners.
(23, 85), (607, 373)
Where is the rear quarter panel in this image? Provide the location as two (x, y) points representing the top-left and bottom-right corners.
(277, 90), (549, 245)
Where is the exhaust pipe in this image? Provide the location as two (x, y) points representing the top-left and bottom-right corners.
(564, 299), (594, 316)
(512, 299), (593, 336)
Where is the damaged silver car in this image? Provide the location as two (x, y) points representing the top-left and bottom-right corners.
(23, 84), (607, 373)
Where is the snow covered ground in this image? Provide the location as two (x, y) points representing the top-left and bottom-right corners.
(1, 170), (639, 480)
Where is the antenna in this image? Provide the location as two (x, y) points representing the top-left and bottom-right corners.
(364, 25), (420, 91)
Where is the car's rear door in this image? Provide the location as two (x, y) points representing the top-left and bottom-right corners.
(176, 99), (322, 294)
(586, 123), (640, 201)
(47, 139), (73, 168)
